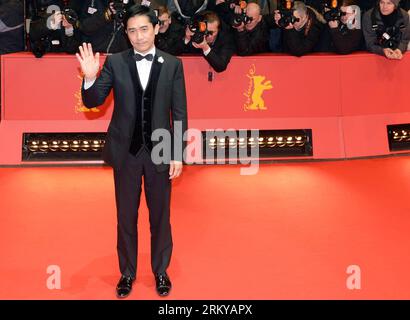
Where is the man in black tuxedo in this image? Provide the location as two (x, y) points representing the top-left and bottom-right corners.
(76, 4), (187, 298)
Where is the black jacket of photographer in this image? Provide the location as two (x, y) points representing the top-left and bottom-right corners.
(0, 0), (24, 54)
(182, 23), (236, 72)
(234, 14), (278, 56)
(28, 0), (82, 54)
(155, 20), (185, 56)
(282, 7), (324, 57)
(362, 6), (410, 55)
(325, 22), (363, 54)
(79, 0), (130, 54)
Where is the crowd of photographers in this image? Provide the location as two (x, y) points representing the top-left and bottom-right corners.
(1, 0), (410, 71)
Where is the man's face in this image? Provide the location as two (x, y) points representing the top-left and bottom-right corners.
(205, 20), (219, 44)
(245, 6), (262, 31)
(126, 15), (159, 54)
(379, 0), (395, 15)
(158, 13), (171, 33)
(292, 10), (306, 30)
(340, 6), (355, 25)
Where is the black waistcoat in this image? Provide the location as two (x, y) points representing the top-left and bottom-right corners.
(129, 54), (162, 156)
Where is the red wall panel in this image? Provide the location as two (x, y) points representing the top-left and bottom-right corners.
(1, 52), (410, 165)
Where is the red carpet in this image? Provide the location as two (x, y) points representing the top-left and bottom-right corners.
(0, 156), (409, 299)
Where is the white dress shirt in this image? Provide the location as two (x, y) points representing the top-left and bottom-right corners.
(134, 46), (155, 90)
(84, 46), (156, 91)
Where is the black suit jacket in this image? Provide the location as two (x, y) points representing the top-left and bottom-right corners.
(81, 48), (188, 172)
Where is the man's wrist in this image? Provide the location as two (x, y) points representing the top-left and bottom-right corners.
(203, 46), (211, 56)
(65, 26), (74, 36)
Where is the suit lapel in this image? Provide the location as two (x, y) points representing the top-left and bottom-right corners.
(127, 48), (164, 95)
(149, 51), (163, 109)
(126, 49), (142, 92)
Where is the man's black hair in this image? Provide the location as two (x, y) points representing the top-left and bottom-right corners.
(124, 4), (159, 27)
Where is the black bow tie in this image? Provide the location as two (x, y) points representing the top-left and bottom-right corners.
(134, 53), (154, 61)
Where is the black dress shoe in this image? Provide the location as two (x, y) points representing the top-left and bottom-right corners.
(155, 272), (172, 297)
(116, 275), (134, 298)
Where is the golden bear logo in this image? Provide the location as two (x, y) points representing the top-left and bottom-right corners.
(75, 75), (99, 113)
(243, 64), (273, 111)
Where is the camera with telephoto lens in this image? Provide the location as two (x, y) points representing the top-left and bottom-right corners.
(187, 17), (210, 44)
(277, 0), (299, 28)
(376, 26), (401, 50)
(231, 1), (253, 27)
(58, 0), (79, 27)
(111, 0), (129, 22)
(323, 9), (346, 22)
(323, 0), (346, 23)
(232, 12), (253, 27)
(61, 7), (79, 27)
(278, 11), (299, 28)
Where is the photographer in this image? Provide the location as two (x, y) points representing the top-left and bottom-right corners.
(155, 5), (185, 55)
(182, 10), (236, 72)
(363, 0), (410, 59)
(325, 0), (363, 54)
(28, 0), (82, 57)
(0, 0), (24, 54)
(79, 0), (131, 54)
(232, 2), (278, 55)
(274, 1), (325, 56)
